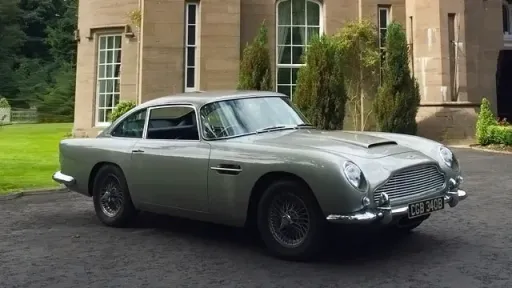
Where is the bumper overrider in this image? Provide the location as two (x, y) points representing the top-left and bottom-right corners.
(326, 176), (467, 225)
(52, 171), (75, 186)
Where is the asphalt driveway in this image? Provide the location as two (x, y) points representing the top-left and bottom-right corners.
(1, 148), (511, 288)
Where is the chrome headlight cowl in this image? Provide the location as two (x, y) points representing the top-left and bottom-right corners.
(439, 146), (459, 170)
(342, 161), (367, 192)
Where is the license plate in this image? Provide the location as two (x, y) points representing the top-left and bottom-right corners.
(408, 197), (445, 219)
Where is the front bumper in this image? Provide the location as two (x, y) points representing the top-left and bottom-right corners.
(326, 189), (467, 225)
(52, 171), (75, 186)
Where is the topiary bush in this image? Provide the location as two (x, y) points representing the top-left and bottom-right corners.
(110, 100), (136, 122)
(293, 34), (347, 130)
(475, 98), (497, 145)
(237, 20), (272, 91)
(373, 21), (420, 135)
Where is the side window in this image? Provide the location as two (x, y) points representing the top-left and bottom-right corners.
(146, 106), (199, 140)
(111, 109), (147, 138)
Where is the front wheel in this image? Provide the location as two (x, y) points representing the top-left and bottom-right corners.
(92, 164), (137, 227)
(256, 180), (327, 261)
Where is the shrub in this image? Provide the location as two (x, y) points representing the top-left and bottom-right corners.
(335, 19), (380, 131)
(373, 21), (420, 135)
(294, 34), (347, 130)
(237, 20), (272, 91)
(0, 97), (10, 108)
(475, 98), (497, 145)
(487, 125), (512, 145)
(110, 100), (136, 122)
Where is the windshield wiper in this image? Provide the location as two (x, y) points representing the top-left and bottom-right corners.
(255, 125), (294, 134)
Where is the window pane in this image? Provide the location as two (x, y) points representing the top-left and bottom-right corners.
(278, 1), (292, 25)
(106, 80), (113, 93)
(111, 109), (147, 138)
(99, 80), (107, 93)
(107, 36), (114, 49)
(114, 36), (121, 49)
(187, 67), (195, 88)
(307, 1), (320, 25)
(99, 51), (106, 64)
(380, 29), (387, 47)
(307, 27), (320, 43)
(114, 64), (121, 77)
(106, 65), (113, 78)
(105, 109), (113, 122)
(113, 94), (120, 107)
(188, 4), (197, 25)
(278, 46), (292, 64)
(114, 50), (121, 63)
(187, 47), (195, 67)
(99, 65), (105, 78)
(379, 9), (388, 28)
(187, 25), (196, 45)
(277, 26), (291, 45)
(98, 109), (105, 123)
(147, 107), (198, 140)
(106, 94), (114, 107)
(277, 68), (291, 85)
(107, 50), (113, 63)
(277, 85), (291, 97)
(100, 37), (106, 49)
(99, 94), (106, 108)
(292, 26), (305, 45)
(292, 0), (305, 25)
(114, 79), (120, 93)
(292, 46), (304, 64)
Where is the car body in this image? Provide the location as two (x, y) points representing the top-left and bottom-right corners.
(53, 90), (467, 261)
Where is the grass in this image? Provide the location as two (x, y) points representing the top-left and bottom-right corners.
(0, 123), (72, 194)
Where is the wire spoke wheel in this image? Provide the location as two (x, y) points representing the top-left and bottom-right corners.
(268, 191), (311, 248)
(99, 174), (125, 218)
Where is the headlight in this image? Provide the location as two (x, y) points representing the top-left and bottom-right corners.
(439, 146), (454, 168)
(342, 161), (365, 191)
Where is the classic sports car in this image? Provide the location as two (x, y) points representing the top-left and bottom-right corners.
(53, 91), (467, 261)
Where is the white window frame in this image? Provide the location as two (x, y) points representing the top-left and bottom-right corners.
(504, 1), (512, 38)
(95, 34), (123, 127)
(275, 0), (323, 100)
(185, 2), (200, 92)
(378, 6), (391, 52)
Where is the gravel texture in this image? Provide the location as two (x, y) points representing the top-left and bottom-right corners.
(0, 148), (511, 288)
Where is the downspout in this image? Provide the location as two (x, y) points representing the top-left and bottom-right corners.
(136, 0), (143, 105)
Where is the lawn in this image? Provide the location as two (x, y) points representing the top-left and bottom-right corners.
(0, 123), (72, 194)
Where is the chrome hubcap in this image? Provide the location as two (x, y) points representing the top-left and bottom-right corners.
(268, 192), (310, 248)
(99, 175), (124, 218)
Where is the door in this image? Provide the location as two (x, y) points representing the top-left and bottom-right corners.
(130, 104), (211, 212)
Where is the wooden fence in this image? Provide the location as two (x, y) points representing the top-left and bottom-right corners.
(8, 108), (38, 124)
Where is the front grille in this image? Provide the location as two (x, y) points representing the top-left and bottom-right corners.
(373, 164), (446, 203)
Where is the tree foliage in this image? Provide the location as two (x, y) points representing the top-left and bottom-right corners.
(0, 98), (11, 108)
(293, 35), (347, 130)
(373, 21), (420, 135)
(335, 19), (380, 131)
(237, 20), (272, 91)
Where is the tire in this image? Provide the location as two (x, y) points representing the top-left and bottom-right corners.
(92, 164), (137, 227)
(256, 179), (327, 261)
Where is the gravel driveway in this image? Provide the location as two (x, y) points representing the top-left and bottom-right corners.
(1, 148), (511, 288)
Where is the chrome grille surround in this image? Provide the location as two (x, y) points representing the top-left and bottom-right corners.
(373, 164), (446, 204)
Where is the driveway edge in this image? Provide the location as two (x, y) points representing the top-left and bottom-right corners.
(0, 186), (69, 201)
(449, 144), (512, 155)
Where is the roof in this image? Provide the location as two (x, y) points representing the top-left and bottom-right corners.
(138, 90), (287, 108)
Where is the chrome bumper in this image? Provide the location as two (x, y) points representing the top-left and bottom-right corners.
(326, 189), (467, 225)
(52, 171), (76, 186)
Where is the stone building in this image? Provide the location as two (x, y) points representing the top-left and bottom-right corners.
(73, 0), (511, 143)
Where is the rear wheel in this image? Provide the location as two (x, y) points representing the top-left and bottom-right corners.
(92, 164), (137, 227)
(256, 179), (327, 261)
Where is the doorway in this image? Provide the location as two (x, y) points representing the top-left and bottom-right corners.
(496, 50), (512, 120)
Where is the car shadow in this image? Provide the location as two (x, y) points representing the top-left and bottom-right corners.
(127, 212), (447, 265)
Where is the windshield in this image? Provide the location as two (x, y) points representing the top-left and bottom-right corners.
(199, 96), (311, 140)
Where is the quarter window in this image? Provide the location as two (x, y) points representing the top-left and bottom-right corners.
(96, 34), (122, 126)
(111, 109), (147, 138)
(276, 0), (322, 100)
(185, 2), (199, 92)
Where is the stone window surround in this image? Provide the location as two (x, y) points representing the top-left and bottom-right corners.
(95, 34), (123, 127)
(275, 0), (323, 100)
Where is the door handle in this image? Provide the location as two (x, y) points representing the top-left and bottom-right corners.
(210, 164), (242, 175)
(131, 149), (144, 153)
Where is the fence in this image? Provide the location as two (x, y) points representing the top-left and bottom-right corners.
(0, 108), (10, 124)
(6, 108), (38, 124)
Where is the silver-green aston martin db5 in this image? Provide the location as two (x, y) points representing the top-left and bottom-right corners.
(52, 91), (467, 261)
